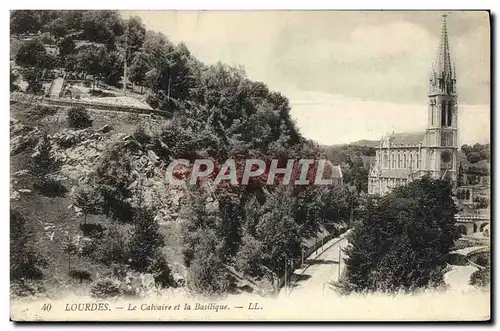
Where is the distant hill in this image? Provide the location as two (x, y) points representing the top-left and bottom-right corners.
(348, 139), (380, 148)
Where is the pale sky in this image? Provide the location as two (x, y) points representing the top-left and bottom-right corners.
(121, 10), (490, 145)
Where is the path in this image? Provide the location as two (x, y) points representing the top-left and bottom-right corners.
(283, 234), (349, 298)
(50, 77), (65, 98)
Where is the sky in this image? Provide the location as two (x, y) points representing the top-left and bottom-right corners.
(121, 10), (490, 145)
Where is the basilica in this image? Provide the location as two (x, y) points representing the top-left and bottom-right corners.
(368, 15), (459, 195)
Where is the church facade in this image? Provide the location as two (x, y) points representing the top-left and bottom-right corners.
(368, 16), (459, 195)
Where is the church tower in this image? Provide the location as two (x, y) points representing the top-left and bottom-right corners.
(424, 14), (458, 184)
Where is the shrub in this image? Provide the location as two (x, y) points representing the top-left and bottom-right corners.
(10, 209), (47, 281)
(68, 269), (93, 283)
(67, 106), (92, 129)
(469, 267), (490, 287)
(90, 279), (122, 299)
(148, 253), (175, 288)
(26, 104), (57, 122)
(133, 126), (151, 146)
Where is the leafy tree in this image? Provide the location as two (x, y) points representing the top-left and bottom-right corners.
(58, 36), (76, 59)
(47, 17), (68, 39)
(122, 16), (146, 60)
(89, 143), (134, 223)
(15, 39), (49, 68)
(10, 10), (41, 35)
(80, 10), (124, 49)
(74, 42), (107, 90)
(255, 188), (301, 277)
(101, 50), (124, 87)
(129, 52), (149, 93)
(341, 176), (459, 293)
(127, 207), (164, 272)
(73, 183), (102, 224)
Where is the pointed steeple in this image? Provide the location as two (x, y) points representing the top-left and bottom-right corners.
(434, 14), (453, 77)
(429, 14), (456, 95)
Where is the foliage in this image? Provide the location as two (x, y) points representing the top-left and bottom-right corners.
(128, 207), (164, 272)
(23, 67), (44, 95)
(67, 106), (93, 129)
(10, 10), (42, 35)
(89, 143), (135, 223)
(73, 183), (102, 224)
(29, 133), (62, 194)
(10, 209), (47, 281)
(461, 143), (490, 163)
(90, 278), (122, 298)
(469, 266), (490, 287)
(74, 42), (107, 89)
(15, 39), (51, 69)
(67, 106), (92, 128)
(341, 176), (459, 293)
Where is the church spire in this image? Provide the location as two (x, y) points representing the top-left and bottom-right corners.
(434, 14), (453, 78)
(429, 14), (456, 95)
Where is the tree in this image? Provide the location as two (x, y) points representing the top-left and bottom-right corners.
(89, 143), (134, 223)
(58, 36), (76, 59)
(255, 189), (301, 277)
(73, 183), (102, 224)
(15, 39), (49, 68)
(341, 176), (459, 293)
(30, 133), (60, 186)
(10, 10), (41, 35)
(80, 10), (124, 49)
(129, 52), (149, 93)
(74, 42), (107, 90)
(127, 207), (166, 274)
(101, 50), (124, 87)
(122, 16), (146, 60)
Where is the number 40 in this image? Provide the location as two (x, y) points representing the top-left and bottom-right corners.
(41, 303), (52, 311)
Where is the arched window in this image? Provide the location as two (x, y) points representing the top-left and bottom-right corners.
(391, 153), (395, 169)
(397, 153), (401, 168)
(416, 153), (420, 169)
(409, 154), (413, 169)
(403, 154), (407, 168)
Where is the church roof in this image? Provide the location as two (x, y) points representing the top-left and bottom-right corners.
(389, 132), (425, 146)
(379, 168), (411, 179)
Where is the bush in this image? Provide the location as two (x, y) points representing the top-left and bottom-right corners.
(26, 104), (58, 122)
(90, 279), (122, 299)
(67, 106), (92, 129)
(10, 210), (47, 282)
(68, 269), (93, 283)
(469, 267), (490, 287)
(133, 126), (151, 146)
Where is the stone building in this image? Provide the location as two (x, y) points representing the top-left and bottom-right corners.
(368, 15), (459, 195)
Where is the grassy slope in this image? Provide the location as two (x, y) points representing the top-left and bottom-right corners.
(10, 101), (183, 296)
